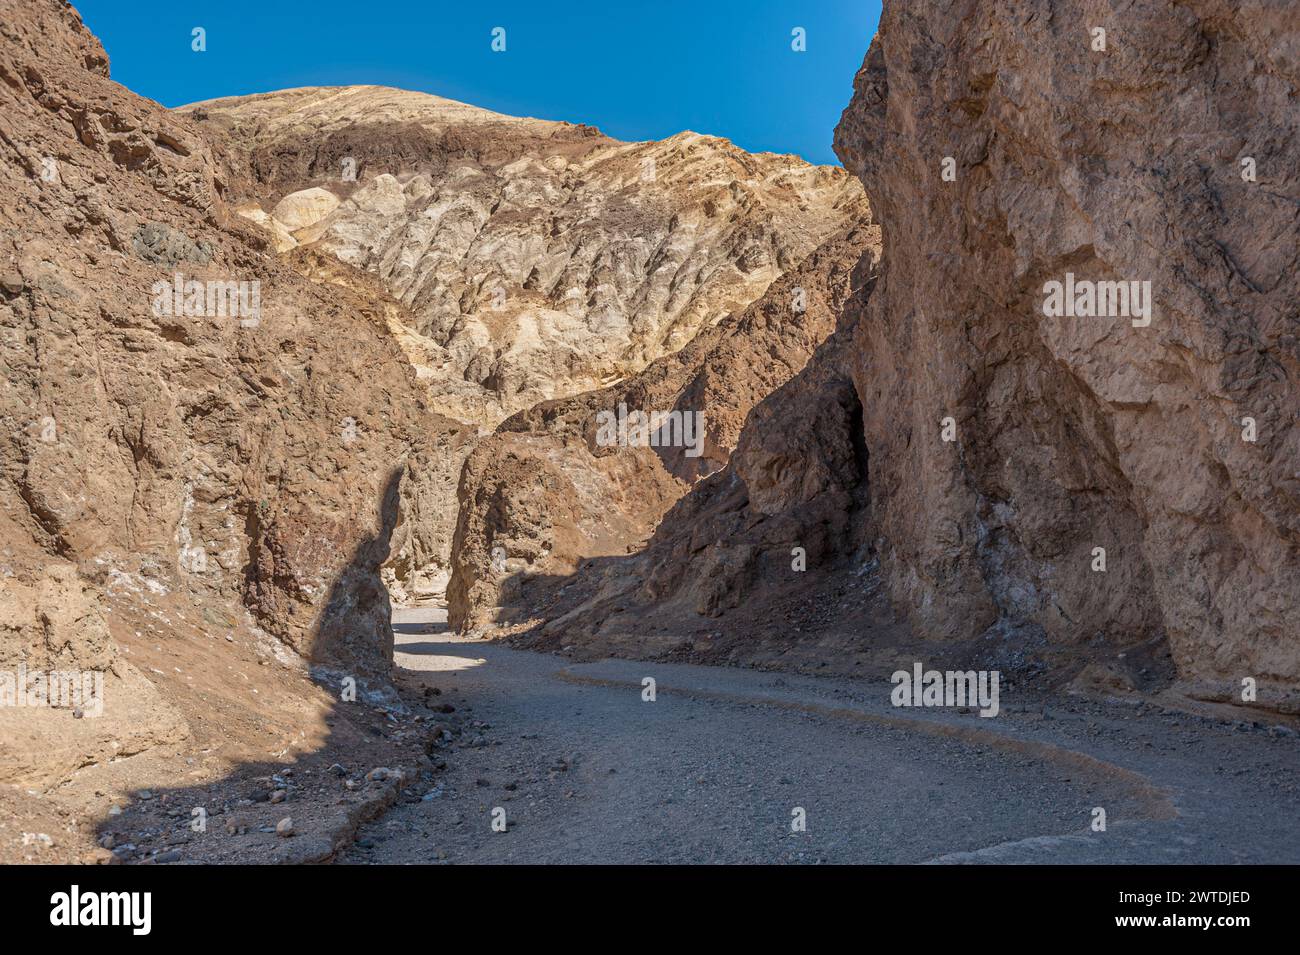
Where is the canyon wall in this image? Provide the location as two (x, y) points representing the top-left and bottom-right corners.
(835, 0), (1298, 706)
(447, 225), (879, 633)
(0, 0), (439, 700)
(468, 0), (1299, 709)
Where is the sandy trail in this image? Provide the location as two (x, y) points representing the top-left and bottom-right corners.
(341, 609), (1300, 864)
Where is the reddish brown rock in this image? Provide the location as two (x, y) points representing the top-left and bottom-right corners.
(0, 0), (438, 690)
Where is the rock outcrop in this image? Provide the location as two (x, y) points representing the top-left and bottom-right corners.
(0, 0), (442, 797)
(833, 0), (1299, 708)
(447, 225), (881, 632)
(461, 0), (1300, 711)
(175, 85), (866, 600)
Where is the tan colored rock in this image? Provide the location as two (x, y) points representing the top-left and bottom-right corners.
(234, 203), (298, 252)
(178, 86), (867, 427)
(270, 186), (339, 231)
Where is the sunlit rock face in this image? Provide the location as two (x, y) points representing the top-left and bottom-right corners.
(178, 86), (868, 427)
(831, 0), (1300, 706)
(173, 85), (867, 605)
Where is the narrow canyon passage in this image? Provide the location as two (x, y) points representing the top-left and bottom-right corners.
(4, 0), (1295, 883)
(340, 610), (1300, 865)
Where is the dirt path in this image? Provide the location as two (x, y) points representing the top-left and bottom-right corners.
(340, 609), (1300, 864)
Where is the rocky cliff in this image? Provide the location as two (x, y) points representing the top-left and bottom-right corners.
(465, 0), (1299, 711)
(834, 0), (1299, 708)
(0, 0), (446, 819)
(447, 224), (880, 633)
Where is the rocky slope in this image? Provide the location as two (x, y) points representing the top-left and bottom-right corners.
(468, 0), (1300, 712)
(0, 0), (452, 854)
(447, 224), (880, 632)
(173, 85), (866, 601)
(177, 85), (867, 426)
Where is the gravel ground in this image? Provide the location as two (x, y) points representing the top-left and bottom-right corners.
(339, 608), (1300, 865)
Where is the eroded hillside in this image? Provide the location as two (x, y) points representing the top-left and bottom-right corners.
(173, 85), (866, 601)
(178, 85), (867, 427)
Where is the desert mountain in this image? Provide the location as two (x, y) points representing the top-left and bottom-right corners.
(172, 84), (865, 600)
(178, 85), (867, 427)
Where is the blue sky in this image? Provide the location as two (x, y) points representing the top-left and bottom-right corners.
(74, 0), (880, 166)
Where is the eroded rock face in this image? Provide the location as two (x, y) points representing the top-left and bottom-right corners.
(0, 1), (439, 692)
(456, 232), (898, 671)
(447, 226), (880, 632)
(177, 86), (868, 427)
(175, 85), (867, 601)
(277, 247), (477, 606)
(833, 0), (1299, 707)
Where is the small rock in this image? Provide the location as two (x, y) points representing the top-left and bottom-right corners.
(269, 789), (287, 804)
(275, 817), (294, 837)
